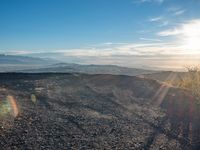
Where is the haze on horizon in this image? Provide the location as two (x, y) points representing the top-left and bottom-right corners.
(0, 0), (200, 70)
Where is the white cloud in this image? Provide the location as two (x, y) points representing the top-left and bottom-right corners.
(167, 6), (186, 16)
(102, 42), (128, 45)
(158, 20), (200, 37)
(149, 16), (169, 27)
(1, 50), (33, 55)
(134, 0), (164, 3)
(159, 21), (169, 27)
(158, 29), (181, 36)
(167, 6), (181, 12)
(102, 42), (113, 45)
(149, 16), (163, 22)
(158, 19), (200, 52)
(155, 0), (164, 3)
(173, 9), (186, 16)
(136, 0), (151, 2)
(140, 37), (162, 42)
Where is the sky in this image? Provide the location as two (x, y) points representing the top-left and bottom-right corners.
(0, 0), (200, 70)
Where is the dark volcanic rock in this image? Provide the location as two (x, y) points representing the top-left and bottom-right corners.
(0, 73), (198, 149)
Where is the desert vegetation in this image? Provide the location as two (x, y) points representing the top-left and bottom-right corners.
(143, 66), (200, 99)
(178, 67), (200, 97)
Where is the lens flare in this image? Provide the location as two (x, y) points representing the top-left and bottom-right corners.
(31, 94), (37, 103)
(152, 72), (177, 106)
(0, 100), (11, 116)
(6, 96), (19, 117)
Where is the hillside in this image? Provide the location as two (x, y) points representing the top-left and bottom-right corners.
(139, 71), (188, 85)
(0, 73), (199, 149)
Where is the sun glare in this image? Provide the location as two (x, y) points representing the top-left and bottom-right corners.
(183, 37), (200, 53)
(181, 20), (200, 54)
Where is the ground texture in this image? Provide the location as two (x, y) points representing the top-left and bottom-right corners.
(0, 73), (199, 150)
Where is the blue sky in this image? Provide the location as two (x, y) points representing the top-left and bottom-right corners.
(1, 0), (200, 70)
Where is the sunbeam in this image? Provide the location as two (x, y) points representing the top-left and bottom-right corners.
(152, 72), (177, 106)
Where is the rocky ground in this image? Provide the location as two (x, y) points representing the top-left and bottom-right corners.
(0, 73), (198, 149)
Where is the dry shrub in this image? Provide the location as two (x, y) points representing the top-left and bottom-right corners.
(179, 66), (200, 97)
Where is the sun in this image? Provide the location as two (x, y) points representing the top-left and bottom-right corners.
(183, 36), (200, 54)
(177, 20), (200, 54)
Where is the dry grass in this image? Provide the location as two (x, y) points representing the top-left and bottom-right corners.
(177, 67), (200, 97)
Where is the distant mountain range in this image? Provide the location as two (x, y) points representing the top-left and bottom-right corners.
(0, 54), (159, 76)
(0, 54), (53, 65)
(0, 54), (57, 72)
(19, 62), (158, 76)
